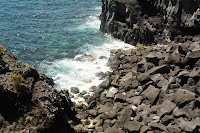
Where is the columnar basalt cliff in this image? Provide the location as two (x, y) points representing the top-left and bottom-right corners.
(0, 46), (76, 133)
(100, 0), (200, 45)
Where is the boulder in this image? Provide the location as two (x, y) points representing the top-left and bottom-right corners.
(74, 54), (95, 62)
(123, 121), (142, 132)
(114, 107), (133, 128)
(173, 89), (196, 106)
(126, 96), (143, 105)
(157, 100), (176, 117)
(145, 52), (165, 66)
(114, 93), (126, 102)
(172, 107), (187, 117)
(104, 127), (125, 133)
(149, 122), (167, 131)
(147, 65), (170, 75)
(167, 124), (181, 133)
(70, 87), (80, 94)
(178, 117), (200, 132)
(106, 87), (118, 98)
(98, 102), (113, 114)
(89, 86), (97, 92)
(141, 85), (160, 104)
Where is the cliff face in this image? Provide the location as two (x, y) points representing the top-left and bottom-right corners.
(0, 46), (76, 132)
(100, 0), (200, 45)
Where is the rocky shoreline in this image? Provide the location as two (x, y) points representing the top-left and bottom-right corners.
(73, 41), (200, 133)
(71, 0), (200, 132)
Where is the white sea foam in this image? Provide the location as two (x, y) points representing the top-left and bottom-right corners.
(76, 15), (100, 30)
(39, 13), (135, 103)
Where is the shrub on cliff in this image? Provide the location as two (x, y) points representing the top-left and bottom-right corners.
(11, 74), (23, 89)
(0, 46), (6, 64)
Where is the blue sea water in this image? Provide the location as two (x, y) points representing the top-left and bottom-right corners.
(0, 0), (133, 99)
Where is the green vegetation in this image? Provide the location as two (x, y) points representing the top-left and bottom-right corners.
(18, 117), (25, 125)
(11, 74), (23, 89)
(75, 101), (83, 109)
(136, 43), (146, 48)
(0, 46), (6, 64)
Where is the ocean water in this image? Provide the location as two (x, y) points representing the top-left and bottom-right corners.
(0, 0), (133, 101)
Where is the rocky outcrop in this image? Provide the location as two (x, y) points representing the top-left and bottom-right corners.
(73, 41), (200, 132)
(0, 46), (76, 132)
(100, 0), (200, 45)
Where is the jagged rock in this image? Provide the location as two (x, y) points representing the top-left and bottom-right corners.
(149, 122), (167, 131)
(114, 107), (133, 128)
(98, 102), (113, 114)
(178, 117), (200, 132)
(140, 125), (148, 133)
(137, 73), (151, 84)
(157, 100), (176, 117)
(113, 102), (123, 113)
(161, 115), (174, 125)
(145, 52), (165, 66)
(126, 96), (143, 105)
(173, 89), (196, 106)
(167, 124), (181, 133)
(124, 121), (142, 132)
(147, 65), (170, 75)
(114, 93), (126, 102)
(104, 127), (125, 133)
(141, 85), (160, 104)
(106, 87), (118, 98)
(172, 107), (187, 117)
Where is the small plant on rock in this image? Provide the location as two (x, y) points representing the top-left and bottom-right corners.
(11, 74), (23, 89)
(136, 43), (146, 49)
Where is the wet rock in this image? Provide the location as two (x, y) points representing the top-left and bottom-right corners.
(99, 56), (107, 59)
(70, 87), (80, 94)
(74, 54), (95, 62)
(80, 90), (87, 96)
(89, 86), (97, 92)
